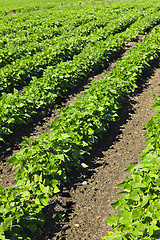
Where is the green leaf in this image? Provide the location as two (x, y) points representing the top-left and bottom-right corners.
(136, 221), (146, 232)
(81, 162), (88, 168)
(128, 190), (140, 201)
(124, 164), (135, 173)
(34, 174), (40, 183)
(141, 195), (149, 207)
(0, 222), (9, 232)
(56, 154), (65, 161)
(54, 185), (60, 194)
(111, 200), (120, 209)
(41, 197), (49, 206)
(149, 224), (154, 236)
(132, 209), (141, 220)
(13, 88), (19, 94)
(0, 233), (9, 240)
(106, 215), (117, 226)
(4, 216), (14, 229)
(40, 184), (50, 194)
(7, 156), (17, 164)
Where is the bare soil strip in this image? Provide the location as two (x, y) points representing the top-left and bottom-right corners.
(34, 60), (160, 240)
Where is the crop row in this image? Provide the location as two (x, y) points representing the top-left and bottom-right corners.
(1, 12), (160, 140)
(0, 0), (132, 48)
(1, 0), (146, 51)
(0, 0), (65, 15)
(1, 0), (158, 54)
(0, 0), (153, 16)
(0, 4), (142, 70)
(0, 23), (160, 239)
(104, 89), (160, 239)
(0, 13), (98, 48)
(0, 10), (142, 93)
(0, 7), (141, 70)
(0, 0), (114, 15)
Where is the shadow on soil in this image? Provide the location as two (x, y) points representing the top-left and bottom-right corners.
(33, 59), (160, 240)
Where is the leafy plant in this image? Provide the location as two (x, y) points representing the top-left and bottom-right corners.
(104, 90), (160, 239)
(1, 1), (160, 238)
(1, 10), (160, 140)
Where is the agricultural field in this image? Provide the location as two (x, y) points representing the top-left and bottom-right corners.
(1, 0), (160, 239)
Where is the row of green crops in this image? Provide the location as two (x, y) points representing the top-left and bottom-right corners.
(104, 90), (160, 240)
(0, 7), (118, 45)
(0, 10), (142, 93)
(1, 3), (156, 90)
(0, 0), (157, 15)
(0, 0), (121, 15)
(1, 10), (160, 140)
(1, 22), (160, 240)
(0, 12), (135, 69)
(1, 0), (142, 47)
(0, 0), (107, 15)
